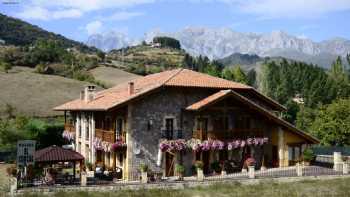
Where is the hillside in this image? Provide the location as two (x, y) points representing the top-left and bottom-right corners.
(0, 67), (96, 117)
(107, 45), (186, 74)
(0, 66), (140, 117)
(0, 13), (95, 52)
(90, 66), (140, 87)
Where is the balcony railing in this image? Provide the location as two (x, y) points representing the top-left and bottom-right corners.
(64, 123), (75, 133)
(192, 128), (263, 140)
(95, 129), (126, 144)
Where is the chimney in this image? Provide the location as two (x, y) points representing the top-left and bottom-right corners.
(84, 85), (96, 102)
(80, 90), (85, 100)
(128, 82), (134, 95)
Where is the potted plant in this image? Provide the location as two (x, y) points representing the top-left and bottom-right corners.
(175, 164), (185, 180)
(195, 161), (204, 181)
(302, 148), (315, 166)
(140, 163), (148, 183)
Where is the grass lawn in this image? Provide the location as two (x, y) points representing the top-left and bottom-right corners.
(18, 177), (350, 197)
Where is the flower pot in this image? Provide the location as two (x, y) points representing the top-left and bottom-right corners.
(141, 171), (148, 184)
(303, 161), (310, 166)
(197, 169), (204, 181)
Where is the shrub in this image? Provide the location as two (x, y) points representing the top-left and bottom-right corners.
(6, 165), (17, 177)
(0, 61), (12, 73)
(140, 163), (148, 172)
(303, 148), (315, 162)
(194, 161), (204, 170)
(175, 164), (185, 174)
(244, 158), (256, 167)
(210, 161), (221, 173)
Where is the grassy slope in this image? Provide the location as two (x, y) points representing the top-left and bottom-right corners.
(0, 67), (93, 117)
(0, 66), (140, 117)
(90, 66), (140, 88)
(108, 45), (186, 68)
(16, 177), (350, 197)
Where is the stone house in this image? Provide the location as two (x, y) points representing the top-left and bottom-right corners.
(54, 68), (318, 179)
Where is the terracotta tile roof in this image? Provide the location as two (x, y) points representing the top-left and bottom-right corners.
(186, 90), (319, 144)
(34, 145), (84, 162)
(186, 89), (232, 111)
(54, 69), (252, 111)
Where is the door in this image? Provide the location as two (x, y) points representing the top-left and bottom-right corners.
(165, 152), (175, 176)
(202, 151), (210, 174)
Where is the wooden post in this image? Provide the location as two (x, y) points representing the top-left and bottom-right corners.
(73, 161), (76, 179)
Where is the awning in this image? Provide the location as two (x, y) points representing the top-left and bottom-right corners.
(186, 90), (319, 144)
(34, 145), (84, 163)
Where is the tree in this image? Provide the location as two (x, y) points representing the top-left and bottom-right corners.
(309, 98), (350, 146)
(247, 69), (256, 87)
(0, 61), (12, 73)
(232, 66), (248, 84)
(153, 36), (181, 49)
(222, 67), (234, 81)
(97, 51), (105, 62)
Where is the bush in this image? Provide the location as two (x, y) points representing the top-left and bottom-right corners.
(175, 164), (185, 174)
(140, 163), (148, 172)
(210, 161), (221, 173)
(6, 165), (17, 177)
(194, 161), (203, 170)
(303, 148), (315, 162)
(244, 158), (256, 168)
(0, 61), (12, 73)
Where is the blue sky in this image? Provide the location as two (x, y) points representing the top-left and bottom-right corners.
(1, 0), (350, 42)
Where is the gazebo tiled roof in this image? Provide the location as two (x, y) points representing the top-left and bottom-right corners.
(34, 145), (84, 163)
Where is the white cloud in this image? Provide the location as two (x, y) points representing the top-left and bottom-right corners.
(86, 20), (103, 35)
(105, 11), (144, 21)
(16, 0), (155, 20)
(219, 0), (350, 19)
(31, 0), (156, 12)
(16, 6), (50, 20)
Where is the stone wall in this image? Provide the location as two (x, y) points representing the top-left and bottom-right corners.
(128, 87), (211, 176)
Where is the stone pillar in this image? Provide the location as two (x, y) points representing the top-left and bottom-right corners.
(91, 112), (96, 164)
(343, 163), (349, 174)
(126, 104), (134, 180)
(248, 166), (255, 179)
(334, 152), (343, 171)
(10, 177), (17, 196)
(296, 163), (303, 176)
(197, 169), (204, 181)
(75, 114), (81, 152)
(81, 172), (87, 186)
(278, 127), (286, 167)
(141, 171), (148, 184)
(81, 113), (86, 159)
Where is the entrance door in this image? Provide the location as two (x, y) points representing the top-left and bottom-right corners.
(165, 152), (175, 176)
(202, 151), (210, 174)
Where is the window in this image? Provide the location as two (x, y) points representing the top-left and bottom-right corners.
(116, 118), (123, 140)
(165, 118), (174, 140)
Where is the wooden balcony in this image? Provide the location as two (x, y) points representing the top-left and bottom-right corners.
(192, 128), (263, 141)
(95, 129), (115, 144)
(64, 123), (75, 133)
(95, 129), (127, 144)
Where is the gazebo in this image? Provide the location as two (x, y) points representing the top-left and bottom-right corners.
(34, 145), (85, 180)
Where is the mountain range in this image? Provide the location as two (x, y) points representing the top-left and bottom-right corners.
(87, 27), (350, 68)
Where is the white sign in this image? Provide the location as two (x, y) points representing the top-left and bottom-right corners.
(17, 140), (36, 168)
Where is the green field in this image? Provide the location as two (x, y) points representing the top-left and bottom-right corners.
(90, 66), (140, 88)
(15, 177), (350, 197)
